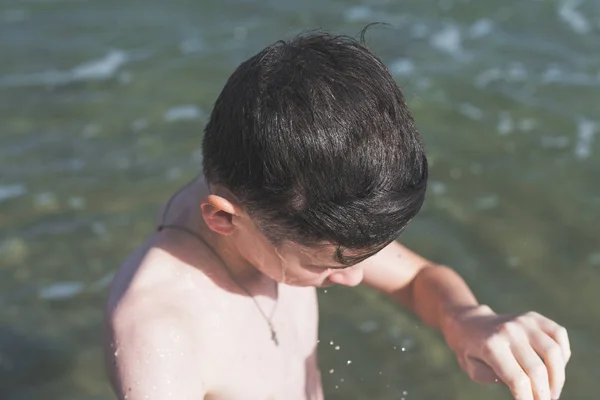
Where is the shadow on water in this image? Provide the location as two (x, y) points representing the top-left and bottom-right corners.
(0, 325), (74, 399)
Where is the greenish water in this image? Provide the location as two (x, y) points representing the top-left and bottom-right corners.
(1, 0), (599, 398)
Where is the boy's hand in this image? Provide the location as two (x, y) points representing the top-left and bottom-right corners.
(441, 305), (571, 400)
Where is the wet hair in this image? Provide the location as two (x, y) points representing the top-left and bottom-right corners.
(202, 29), (428, 264)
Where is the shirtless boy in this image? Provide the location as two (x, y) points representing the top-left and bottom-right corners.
(104, 32), (570, 400)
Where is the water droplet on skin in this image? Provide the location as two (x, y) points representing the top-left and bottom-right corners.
(114, 349), (119, 356)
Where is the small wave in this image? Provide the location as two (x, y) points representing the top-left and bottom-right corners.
(0, 50), (129, 87)
(389, 58), (415, 77)
(0, 184), (27, 203)
(474, 194), (500, 211)
(180, 38), (205, 54)
(344, 5), (373, 22)
(574, 118), (597, 159)
(458, 103), (484, 120)
(39, 282), (85, 301)
(429, 24), (470, 60)
(164, 105), (204, 122)
(497, 111), (514, 135)
(558, 0), (591, 35)
(468, 18), (494, 39)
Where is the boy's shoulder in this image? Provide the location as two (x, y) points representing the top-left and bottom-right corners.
(104, 238), (215, 398)
(107, 231), (217, 322)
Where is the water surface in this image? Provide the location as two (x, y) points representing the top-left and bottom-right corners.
(1, 0), (599, 398)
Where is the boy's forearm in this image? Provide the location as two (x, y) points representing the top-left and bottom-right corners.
(392, 265), (481, 331)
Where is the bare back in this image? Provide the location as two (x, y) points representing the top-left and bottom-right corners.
(104, 180), (324, 399)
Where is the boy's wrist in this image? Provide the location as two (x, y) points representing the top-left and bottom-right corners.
(440, 304), (494, 348)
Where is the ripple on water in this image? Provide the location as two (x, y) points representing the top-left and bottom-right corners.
(429, 24), (468, 60)
(0, 184), (27, 203)
(468, 18), (494, 39)
(0, 50), (129, 87)
(389, 58), (415, 77)
(164, 105), (204, 122)
(574, 118), (597, 159)
(38, 282), (85, 301)
(558, 0), (591, 35)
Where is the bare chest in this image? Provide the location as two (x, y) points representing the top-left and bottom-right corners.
(201, 286), (323, 400)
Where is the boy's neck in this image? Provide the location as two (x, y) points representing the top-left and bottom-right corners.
(192, 204), (276, 296)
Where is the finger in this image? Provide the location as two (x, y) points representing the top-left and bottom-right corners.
(529, 312), (571, 364)
(530, 332), (565, 400)
(512, 339), (551, 400)
(479, 339), (534, 400)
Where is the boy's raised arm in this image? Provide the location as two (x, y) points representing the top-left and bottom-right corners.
(360, 241), (570, 400)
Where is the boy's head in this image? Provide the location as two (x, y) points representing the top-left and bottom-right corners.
(201, 31), (428, 286)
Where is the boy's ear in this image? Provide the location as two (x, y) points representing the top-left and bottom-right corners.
(200, 194), (239, 235)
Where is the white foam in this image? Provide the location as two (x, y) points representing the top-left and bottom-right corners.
(458, 103), (484, 120)
(558, 0), (591, 35)
(497, 111), (514, 135)
(429, 181), (447, 195)
(180, 38), (205, 54)
(389, 58), (415, 77)
(574, 118), (597, 159)
(0, 50), (128, 87)
(164, 105), (203, 122)
(429, 24), (465, 59)
(72, 50), (128, 80)
(34, 192), (58, 210)
(468, 18), (494, 38)
(542, 65), (565, 84)
(474, 194), (500, 210)
(0, 184), (27, 203)
(506, 62), (528, 82)
(344, 5), (372, 22)
(39, 282), (85, 300)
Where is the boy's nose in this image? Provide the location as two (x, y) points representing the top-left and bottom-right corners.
(328, 266), (364, 287)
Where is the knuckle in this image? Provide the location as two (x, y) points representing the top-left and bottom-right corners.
(481, 339), (500, 356)
(497, 321), (520, 338)
(543, 343), (562, 360)
(524, 311), (540, 319)
(553, 325), (568, 338)
(529, 364), (548, 381)
(507, 371), (530, 389)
